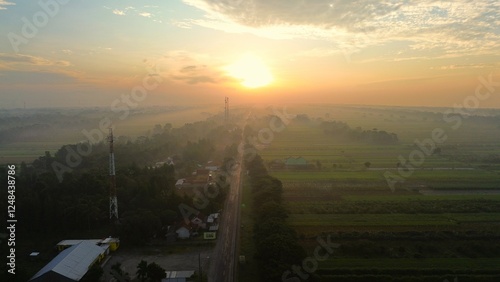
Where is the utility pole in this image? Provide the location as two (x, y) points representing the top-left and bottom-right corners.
(198, 252), (202, 282)
(225, 97), (229, 123)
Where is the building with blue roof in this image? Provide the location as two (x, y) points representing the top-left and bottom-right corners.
(29, 241), (107, 282)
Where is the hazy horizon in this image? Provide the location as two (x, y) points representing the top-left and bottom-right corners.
(1, 1), (499, 108)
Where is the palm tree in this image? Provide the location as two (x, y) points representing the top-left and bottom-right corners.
(136, 260), (148, 282)
(147, 262), (166, 282)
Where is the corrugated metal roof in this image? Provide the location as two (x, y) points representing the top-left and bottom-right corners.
(162, 279), (186, 282)
(101, 237), (119, 244)
(30, 241), (106, 281)
(165, 270), (195, 278)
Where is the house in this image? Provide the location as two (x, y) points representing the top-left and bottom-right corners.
(176, 226), (192, 239)
(175, 179), (185, 189)
(30, 241), (107, 282)
(205, 160), (221, 171)
(191, 216), (207, 229)
(207, 213), (219, 223)
(56, 239), (102, 252)
(155, 157), (175, 168)
(284, 157), (311, 170)
(175, 169), (212, 197)
(56, 238), (119, 252)
(195, 168), (210, 175)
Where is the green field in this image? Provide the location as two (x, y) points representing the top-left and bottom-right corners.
(0, 142), (66, 163)
(244, 105), (500, 280)
(289, 213), (500, 227)
(319, 258), (500, 270)
(273, 169), (500, 183)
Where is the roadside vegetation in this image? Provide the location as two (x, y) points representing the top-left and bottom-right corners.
(243, 152), (306, 281)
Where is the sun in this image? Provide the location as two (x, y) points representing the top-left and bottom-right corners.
(225, 53), (273, 88)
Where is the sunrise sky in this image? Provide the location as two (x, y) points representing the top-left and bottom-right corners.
(0, 0), (499, 108)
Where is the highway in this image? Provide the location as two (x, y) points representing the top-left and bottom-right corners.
(208, 148), (243, 282)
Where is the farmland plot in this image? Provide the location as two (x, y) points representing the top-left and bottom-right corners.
(255, 106), (500, 281)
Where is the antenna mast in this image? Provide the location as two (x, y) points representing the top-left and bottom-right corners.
(225, 97), (229, 123)
(108, 128), (119, 221)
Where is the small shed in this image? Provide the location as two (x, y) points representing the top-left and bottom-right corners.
(162, 270), (195, 282)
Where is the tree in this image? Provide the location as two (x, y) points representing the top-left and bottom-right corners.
(147, 262), (166, 282)
(364, 161), (371, 169)
(255, 201), (289, 222)
(136, 260), (148, 282)
(81, 264), (103, 282)
(110, 262), (129, 281)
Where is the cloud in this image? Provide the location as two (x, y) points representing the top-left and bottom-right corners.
(0, 53), (88, 89)
(183, 0), (500, 60)
(359, 75), (448, 87)
(175, 65), (218, 84)
(179, 65), (199, 73)
(171, 20), (193, 29)
(112, 9), (126, 16)
(186, 0), (401, 31)
(0, 53), (70, 67)
(172, 75), (216, 84)
(111, 6), (156, 19)
(144, 51), (225, 85)
(430, 63), (498, 70)
(0, 0), (14, 10)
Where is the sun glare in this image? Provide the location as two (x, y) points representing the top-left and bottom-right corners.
(225, 53), (273, 88)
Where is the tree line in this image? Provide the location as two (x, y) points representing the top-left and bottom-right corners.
(320, 120), (399, 145)
(245, 153), (307, 281)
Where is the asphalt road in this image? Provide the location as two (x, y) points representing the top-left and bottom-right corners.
(208, 149), (243, 282)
